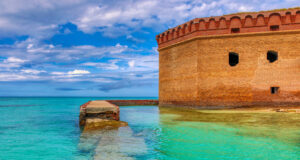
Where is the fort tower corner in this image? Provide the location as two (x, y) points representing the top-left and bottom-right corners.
(156, 9), (300, 108)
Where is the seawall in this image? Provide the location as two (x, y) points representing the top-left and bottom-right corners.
(107, 99), (158, 106)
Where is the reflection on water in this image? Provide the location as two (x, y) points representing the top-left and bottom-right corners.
(157, 107), (300, 160)
(80, 106), (299, 160)
(159, 107), (300, 145)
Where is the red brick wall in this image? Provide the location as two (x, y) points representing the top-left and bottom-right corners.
(157, 9), (300, 49)
(159, 31), (300, 108)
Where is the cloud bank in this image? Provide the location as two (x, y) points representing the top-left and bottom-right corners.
(0, 0), (298, 95)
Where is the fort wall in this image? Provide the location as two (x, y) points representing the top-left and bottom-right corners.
(157, 9), (300, 49)
(158, 9), (300, 108)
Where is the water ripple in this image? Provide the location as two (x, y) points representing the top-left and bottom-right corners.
(0, 104), (42, 108)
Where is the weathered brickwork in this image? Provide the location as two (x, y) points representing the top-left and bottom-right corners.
(159, 41), (199, 106)
(158, 9), (300, 108)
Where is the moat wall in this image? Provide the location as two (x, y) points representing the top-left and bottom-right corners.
(159, 31), (300, 108)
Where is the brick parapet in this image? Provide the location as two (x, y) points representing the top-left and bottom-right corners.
(156, 9), (300, 49)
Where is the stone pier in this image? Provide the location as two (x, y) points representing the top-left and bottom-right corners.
(79, 100), (127, 130)
(79, 100), (158, 130)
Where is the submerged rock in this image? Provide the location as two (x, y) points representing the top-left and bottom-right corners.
(93, 127), (148, 160)
(84, 118), (128, 131)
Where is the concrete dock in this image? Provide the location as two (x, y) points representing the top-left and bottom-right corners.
(79, 100), (124, 130)
(79, 100), (158, 130)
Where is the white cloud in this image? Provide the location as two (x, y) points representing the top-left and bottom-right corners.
(128, 60), (135, 68)
(0, 63), (20, 69)
(51, 72), (65, 75)
(5, 57), (26, 63)
(0, 39), (129, 63)
(67, 69), (90, 75)
(83, 60), (119, 70)
(49, 70), (91, 81)
(238, 5), (253, 12)
(27, 44), (34, 49)
(21, 69), (46, 74)
(0, 73), (40, 81)
(0, 0), (86, 38)
(73, 0), (299, 37)
(126, 35), (145, 43)
(130, 55), (158, 72)
(0, 0), (298, 87)
(0, 57), (27, 69)
(0, 0), (299, 39)
(109, 43), (128, 54)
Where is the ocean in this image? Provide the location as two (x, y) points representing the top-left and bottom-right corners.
(0, 97), (299, 160)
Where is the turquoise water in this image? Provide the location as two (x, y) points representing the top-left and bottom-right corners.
(0, 97), (299, 160)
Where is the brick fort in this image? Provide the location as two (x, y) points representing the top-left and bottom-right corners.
(156, 8), (300, 108)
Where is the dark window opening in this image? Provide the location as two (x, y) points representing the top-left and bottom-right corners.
(271, 87), (279, 94)
(267, 51), (278, 63)
(231, 28), (240, 33)
(229, 52), (239, 66)
(270, 25), (279, 31)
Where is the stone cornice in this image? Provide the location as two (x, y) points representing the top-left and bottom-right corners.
(158, 29), (300, 51)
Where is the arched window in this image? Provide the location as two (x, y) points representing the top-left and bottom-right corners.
(229, 52), (239, 66)
(267, 51), (278, 63)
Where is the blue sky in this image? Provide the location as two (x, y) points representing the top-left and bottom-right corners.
(0, 0), (298, 97)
